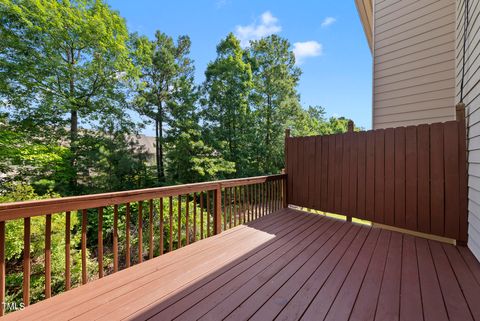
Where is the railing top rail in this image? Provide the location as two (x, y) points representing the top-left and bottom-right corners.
(0, 174), (286, 221)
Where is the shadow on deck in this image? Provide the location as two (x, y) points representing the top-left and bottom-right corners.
(4, 208), (480, 321)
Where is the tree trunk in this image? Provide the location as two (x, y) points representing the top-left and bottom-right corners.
(68, 45), (78, 192)
(265, 94), (272, 172)
(155, 105), (165, 184)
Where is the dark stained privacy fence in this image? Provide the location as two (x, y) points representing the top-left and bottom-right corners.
(285, 119), (468, 243)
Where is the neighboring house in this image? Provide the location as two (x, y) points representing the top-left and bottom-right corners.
(356, 0), (480, 260)
(136, 134), (156, 165)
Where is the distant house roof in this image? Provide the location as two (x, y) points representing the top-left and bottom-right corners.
(355, 0), (373, 52)
(137, 135), (156, 155)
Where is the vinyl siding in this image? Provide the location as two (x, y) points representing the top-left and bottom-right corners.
(456, 0), (480, 260)
(373, 0), (456, 129)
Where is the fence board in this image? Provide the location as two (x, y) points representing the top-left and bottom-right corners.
(444, 121), (459, 240)
(307, 137), (316, 209)
(314, 137), (322, 211)
(365, 131), (375, 222)
(394, 127), (406, 229)
(430, 123), (445, 236)
(321, 136), (329, 210)
(374, 129), (385, 224)
(405, 126), (418, 231)
(357, 132), (367, 219)
(328, 135), (336, 212)
(417, 124), (430, 234)
(334, 135), (343, 213)
(384, 128), (395, 226)
(341, 132), (351, 215)
(348, 134), (358, 217)
(287, 137), (294, 205)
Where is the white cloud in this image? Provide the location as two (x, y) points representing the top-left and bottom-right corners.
(321, 17), (336, 27)
(235, 11), (282, 47)
(293, 41), (323, 65)
(216, 0), (228, 8)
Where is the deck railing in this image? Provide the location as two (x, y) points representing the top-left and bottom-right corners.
(0, 174), (286, 315)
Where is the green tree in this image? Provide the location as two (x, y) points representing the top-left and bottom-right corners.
(0, 0), (135, 193)
(248, 35), (302, 174)
(130, 31), (193, 185)
(165, 76), (234, 183)
(0, 112), (72, 194)
(203, 33), (254, 177)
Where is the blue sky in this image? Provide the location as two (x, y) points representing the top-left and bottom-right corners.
(108, 0), (373, 134)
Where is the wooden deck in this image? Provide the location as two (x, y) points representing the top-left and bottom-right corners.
(4, 208), (480, 321)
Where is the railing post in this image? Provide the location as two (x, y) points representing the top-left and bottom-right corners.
(283, 128), (290, 208)
(214, 185), (222, 234)
(346, 121), (354, 222)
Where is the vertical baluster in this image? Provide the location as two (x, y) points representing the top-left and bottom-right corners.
(169, 196), (173, 251)
(138, 201), (143, 263)
(228, 188), (232, 228)
(0, 221), (4, 316)
(149, 200), (153, 259)
(260, 183), (263, 217)
(269, 181), (272, 213)
(277, 180), (282, 210)
(200, 192), (204, 239)
(113, 205), (118, 273)
(256, 184), (260, 219)
(244, 185), (248, 222)
(278, 179), (281, 210)
(272, 181), (275, 211)
(260, 183), (265, 217)
(269, 182), (272, 213)
(177, 195), (182, 249)
(45, 214), (51, 298)
(65, 211), (71, 291)
(214, 187), (222, 234)
(247, 185), (251, 222)
(265, 182), (268, 215)
(275, 180), (279, 210)
(207, 190), (211, 237)
(193, 193), (197, 242)
(223, 189), (227, 231)
(186, 194), (190, 245)
(239, 186), (243, 224)
(264, 182), (267, 216)
(125, 203), (131, 268)
(253, 184), (257, 220)
(274, 180), (277, 211)
(160, 198), (164, 255)
(81, 209), (87, 284)
(233, 186), (237, 226)
(23, 217), (30, 306)
(98, 207), (103, 278)
(237, 186), (241, 225)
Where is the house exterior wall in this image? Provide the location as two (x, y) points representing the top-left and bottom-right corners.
(456, 0), (480, 260)
(373, 0), (457, 129)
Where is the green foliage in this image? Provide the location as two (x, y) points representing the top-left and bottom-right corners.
(203, 33), (254, 177)
(247, 35), (302, 174)
(0, 184), (87, 305)
(130, 31), (196, 184)
(0, 0), (136, 192)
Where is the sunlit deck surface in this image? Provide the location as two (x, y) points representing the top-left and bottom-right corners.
(5, 208), (480, 321)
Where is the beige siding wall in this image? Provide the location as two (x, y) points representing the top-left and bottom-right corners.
(373, 0), (457, 129)
(456, 0), (480, 260)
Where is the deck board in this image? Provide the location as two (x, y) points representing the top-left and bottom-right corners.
(3, 208), (480, 321)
